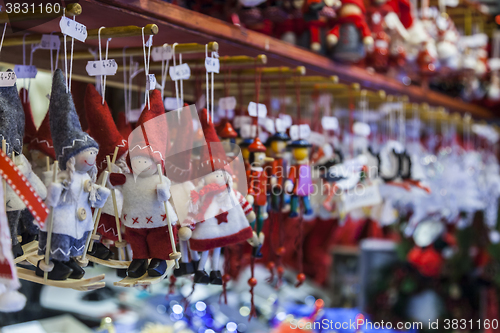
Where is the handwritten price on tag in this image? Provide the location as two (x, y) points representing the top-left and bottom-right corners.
(86, 59), (118, 76)
(14, 65), (37, 79)
(39, 34), (60, 50)
(205, 57), (220, 73)
(146, 74), (157, 91)
(152, 45), (173, 62)
(169, 63), (191, 81)
(0, 72), (16, 87)
(248, 102), (267, 118)
(59, 16), (87, 42)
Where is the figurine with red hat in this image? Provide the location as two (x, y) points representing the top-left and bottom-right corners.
(247, 137), (274, 256)
(84, 84), (129, 260)
(287, 139), (314, 218)
(185, 108), (255, 284)
(218, 121), (238, 157)
(326, 0), (373, 63)
(265, 131), (291, 211)
(108, 90), (178, 279)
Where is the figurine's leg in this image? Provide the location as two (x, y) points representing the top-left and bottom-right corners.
(88, 214), (114, 260)
(302, 196), (313, 216)
(35, 232), (75, 280)
(7, 210), (22, 258)
(209, 247), (222, 285)
(147, 226), (173, 277)
(194, 250), (210, 284)
(190, 248), (200, 271)
(174, 240), (195, 277)
(289, 195), (299, 217)
(125, 227), (149, 278)
(19, 208), (38, 245)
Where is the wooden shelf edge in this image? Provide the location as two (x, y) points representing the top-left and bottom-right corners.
(95, 0), (493, 119)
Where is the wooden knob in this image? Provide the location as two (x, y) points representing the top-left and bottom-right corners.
(178, 227), (192, 241)
(77, 257), (89, 267)
(77, 207), (87, 221)
(169, 252), (182, 261)
(91, 234), (101, 241)
(39, 260), (54, 272)
(115, 240), (127, 248)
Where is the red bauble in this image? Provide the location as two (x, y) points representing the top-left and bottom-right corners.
(266, 261), (276, 270)
(222, 274), (231, 283)
(248, 277), (258, 287)
(297, 273), (306, 283)
(276, 247), (286, 256)
(407, 246), (443, 277)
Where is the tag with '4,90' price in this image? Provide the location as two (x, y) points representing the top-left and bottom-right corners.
(146, 74), (157, 91)
(169, 63), (191, 81)
(86, 59), (118, 76)
(14, 65), (37, 79)
(205, 57), (220, 73)
(151, 45), (173, 62)
(248, 102), (267, 118)
(0, 72), (16, 87)
(59, 16), (87, 42)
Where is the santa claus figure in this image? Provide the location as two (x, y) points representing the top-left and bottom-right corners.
(184, 108), (255, 285)
(109, 90), (178, 278)
(326, 0), (373, 63)
(85, 84), (129, 260)
(37, 69), (110, 281)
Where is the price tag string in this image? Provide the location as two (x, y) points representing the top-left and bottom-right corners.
(141, 27), (152, 110)
(223, 65), (232, 119)
(294, 73), (301, 138)
(62, 10), (76, 93)
(253, 59), (262, 137)
(160, 44), (170, 101)
(122, 46), (129, 121)
(0, 23), (6, 60)
(172, 43), (182, 121)
(205, 44), (209, 122)
(49, 31), (60, 77)
(97, 27), (112, 105)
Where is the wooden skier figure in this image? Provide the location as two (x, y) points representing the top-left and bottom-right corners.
(288, 139), (314, 218)
(36, 69), (110, 280)
(108, 90), (178, 278)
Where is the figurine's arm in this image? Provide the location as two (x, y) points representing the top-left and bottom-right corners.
(92, 185), (111, 209)
(157, 176), (171, 202)
(45, 182), (63, 208)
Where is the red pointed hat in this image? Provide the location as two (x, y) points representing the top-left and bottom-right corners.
(248, 137), (267, 152)
(343, 0), (366, 13)
(127, 89), (168, 166)
(84, 84), (128, 173)
(219, 121), (238, 139)
(28, 110), (56, 159)
(19, 88), (37, 144)
(164, 103), (193, 182)
(116, 112), (133, 139)
(193, 108), (231, 179)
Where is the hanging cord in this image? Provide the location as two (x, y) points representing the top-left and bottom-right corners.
(294, 74), (301, 126)
(266, 212), (276, 284)
(295, 203), (305, 287)
(68, 15), (75, 92)
(220, 246), (231, 304)
(97, 27), (111, 105)
(122, 47), (128, 121)
(168, 275), (176, 294)
(348, 86), (355, 157)
(141, 27), (152, 110)
(205, 44), (209, 121)
(210, 51), (215, 121)
(0, 23), (7, 60)
(160, 44), (170, 102)
(254, 61), (262, 137)
(279, 68), (286, 116)
(248, 256), (257, 320)
(224, 65), (232, 120)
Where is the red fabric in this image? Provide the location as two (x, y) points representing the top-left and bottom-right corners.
(28, 110), (56, 159)
(97, 213), (121, 242)
(127, 90), (169, 167)
(0, 260), (14, 280)
(126, 225), (177, 260)
(84, 84), (128, 175)
(190, 226), (253, 252)
(116, 112), (133, 139)
(328, 14), (371, 39)
(395, 0), (413, 28)
(248, 169), (267, 206)
(407, 247), (443, 277)
(109, 173), (127, 186)
(190, 183), (228, 206)
(19, 88), (37, 144)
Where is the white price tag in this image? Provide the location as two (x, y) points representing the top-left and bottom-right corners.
(264, 118), (275, 134)
(85, 59), (118, 76)
(217, 107), (235, 119)
(248, 102), (267, 118)
(219, 96), (236, 110)
(290, 124), (311, 141)
(341, 184), (382, 213)
(196, 94), (206, 110)
(308, 131), (325, 146)
(205, 57), (220, 73)
(321, 116), (339, 130)
(234, 116), (252, 129)
(59, 16), (87, 42)
(169, 63), (191, 81)
(146, 74), (156, 91)
(164, 97), (181, 110)
(0, 72), (16, 87)
(275, 118), (286, 133)
(353, 122), (370, 137)
(14, 65), (37, 79)
(240, 124), (257, 139)
(152, 45), (172, 61)
(278, 114), (292, 129)
(39, 34), (60, 50)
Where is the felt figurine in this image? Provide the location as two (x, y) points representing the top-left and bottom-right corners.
(116, 112), (133, 140)
(326, 0), (373, 63)
(185, 108), (255, 284)
(218, 121), (238, 158)
(84, 84), (129, 260)
(246, 137), (274, 256)
(302, 0), (340, 53)
(0, 184), (26, 312)
(265, 132), (291, 211)
(108, 89), (178, 279)
(287, 139), (314, 218)
(36, 69), (111, 281)
(275, 0), (307, 45)
(0, 81), (47, 258)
